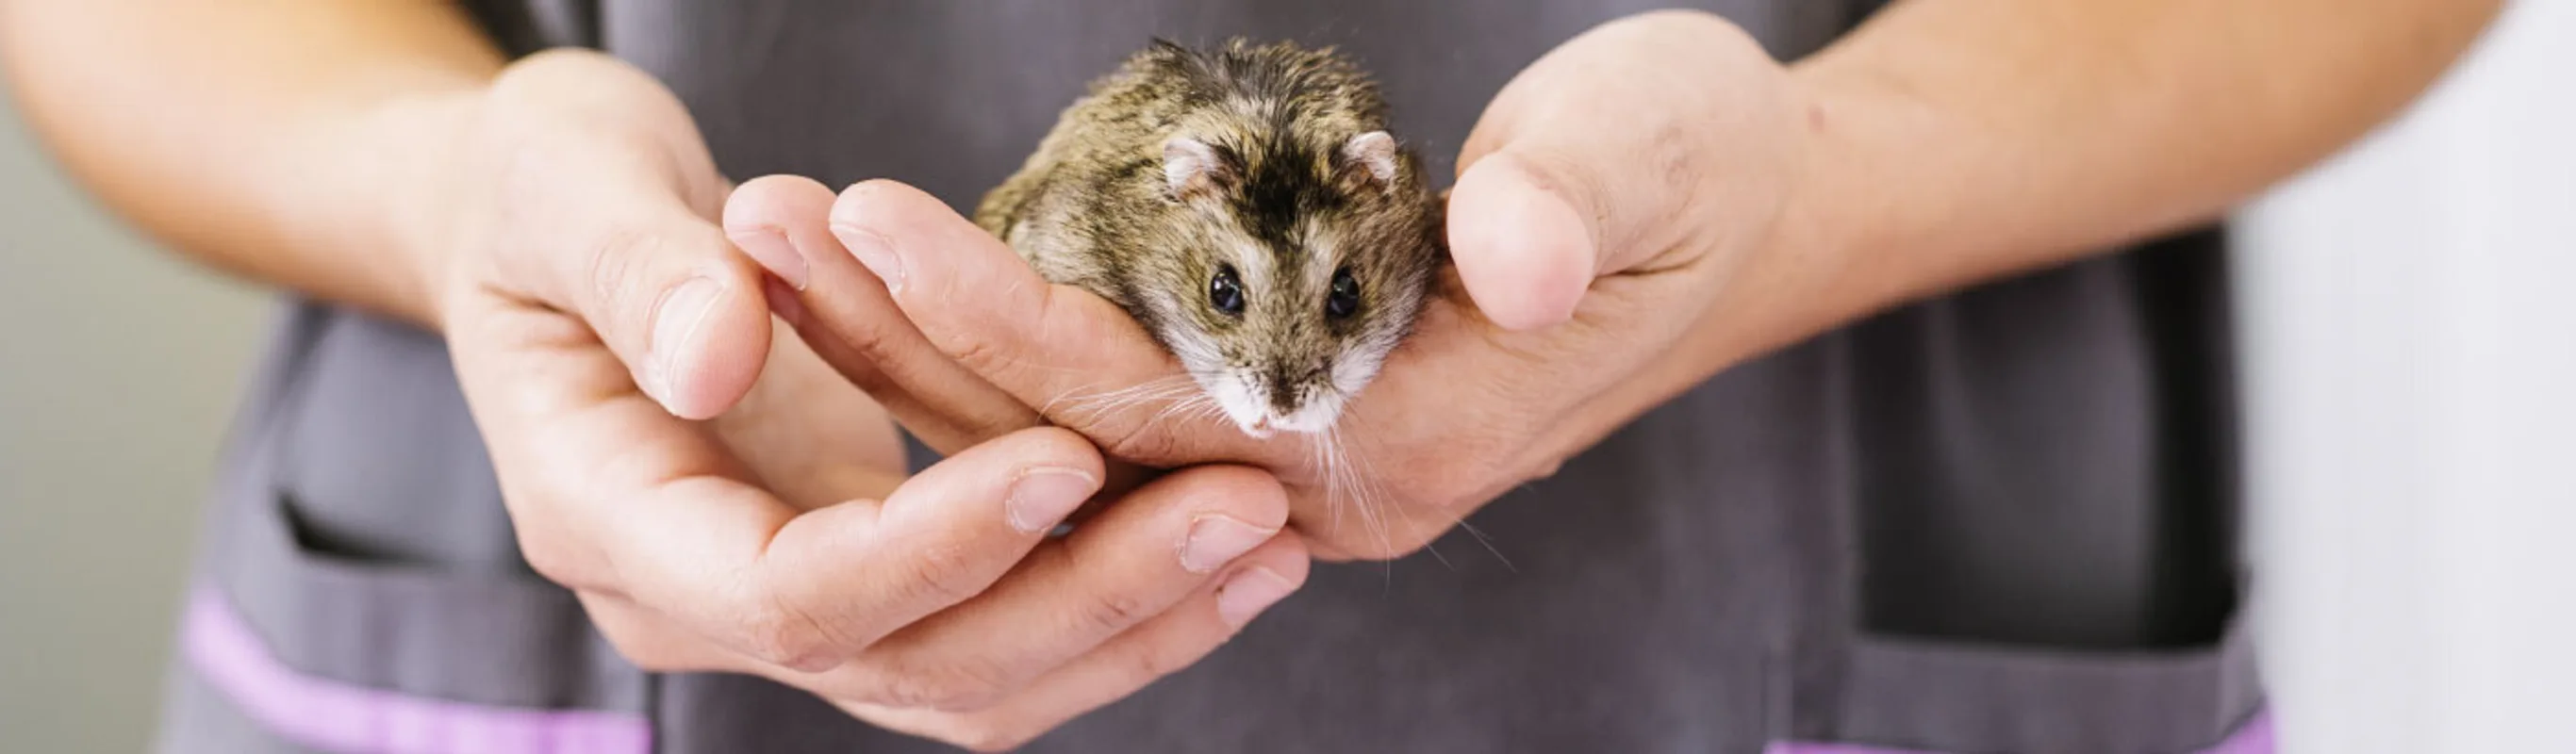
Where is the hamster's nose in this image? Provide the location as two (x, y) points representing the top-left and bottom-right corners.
(1263, 367), (1303, 415)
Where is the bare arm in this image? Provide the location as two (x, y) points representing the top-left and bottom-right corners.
(0, 0), (504, 326)
(1788, 0), (2503, 320)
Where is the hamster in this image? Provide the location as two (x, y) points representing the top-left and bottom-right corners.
(974, 38), (1445, 438)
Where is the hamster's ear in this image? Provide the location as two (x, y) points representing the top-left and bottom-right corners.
(1338, 131), (1401, 193)
(1164, 137), (1235, 201)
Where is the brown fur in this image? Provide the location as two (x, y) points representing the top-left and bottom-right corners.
(974, 38), (1445, 434)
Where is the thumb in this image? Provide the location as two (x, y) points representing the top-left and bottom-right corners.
(1446, 116), (1693, 332)
(1445, 151), (1600, 331)
(557, 208), (776, 420)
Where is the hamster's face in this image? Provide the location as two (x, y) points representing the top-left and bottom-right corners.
(1136, 131), (1441, 437)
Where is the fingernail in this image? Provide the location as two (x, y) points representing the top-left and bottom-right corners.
(1215, 566), (1296, 628)
(649, 277), (723, 407)
(1180, 515), (1276, 573)
(1007, 467), (1099, 533)
(831, 222), (905, 294)
(731, 227), (809, 290)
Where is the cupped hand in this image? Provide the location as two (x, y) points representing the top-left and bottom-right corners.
(735, 10), (1840, 560)
(419, 49), (1308, 750)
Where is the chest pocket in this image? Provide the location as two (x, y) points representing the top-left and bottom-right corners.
(1783, 235), (2269, 754)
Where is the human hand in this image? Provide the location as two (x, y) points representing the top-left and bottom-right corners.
(415, 49), (1309, 750)
(732, 10), (1841, 560)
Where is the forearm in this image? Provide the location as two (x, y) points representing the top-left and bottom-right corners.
(1782, 0), (2502, 314)
(0, 1), (505, 325)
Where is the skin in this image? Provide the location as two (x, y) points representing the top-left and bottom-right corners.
(0, 0), (2503, 747)
(734, 1), (2506, 562)
(0, 3), (1306, 750)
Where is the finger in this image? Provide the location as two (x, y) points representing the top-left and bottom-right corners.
(703, 319), (916, 511)
(589, 533), (1306, 754)
(460, 299), (1108, 676)
(627, 426), (1104, 672)
(1445, 153), (1601, 331)
(525, 198), (777, 420)
(848, 465), (1291, 709)
(721, 174), (1039, 453)
(850, 537), (1310, 750)
(822, 179), (1264, 465)
(1447, 25), (1706, 331)
(445, 291), (827, 668)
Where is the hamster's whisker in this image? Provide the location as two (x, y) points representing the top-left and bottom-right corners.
(1066, 389), (1183, 425)
(1309, 426), (1345, 540)
(1043, 375), (1194, 416)
(1326, 424), (1395, 566)
(1308, 428), (1336, 537)
(1456, 519), (1515, 573)
(1051, 376), (1203, 425)
(1333, 424), (1401, 590)
(1182, 397), (1228, 423)
(1143, 392), (1215, 428)
(1346, 424), (1410, 567)
(1341, 412), (1515, 571)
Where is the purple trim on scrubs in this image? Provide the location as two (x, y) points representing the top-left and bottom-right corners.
(184, 577), (2271, 754)
(181, 587), (651, 753)
(1764, 711), (2273, 754)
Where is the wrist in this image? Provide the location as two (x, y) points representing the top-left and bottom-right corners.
(275, 85), (490, 329)
(1782, 62), (1958, 312)
(1665, 70), (1924, 377)
(1686, 57), (2003, 373)
(374, 90), (490, 329)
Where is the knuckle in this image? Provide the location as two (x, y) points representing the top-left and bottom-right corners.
(927, 280), (1055, 392)
(1646, 121), (1703, 198)
(581, 223), (657, 311)
(894, 543), (987, 606)
(1099, 420), (1184, 466)
(1070, 590), (1155, 635)
(735, 601), (833, 668)
(582, 222), (664, 325)
(941, 333), (1018, 387)
(1117, 639), (1190, 686)
(834, 317), (911, 375)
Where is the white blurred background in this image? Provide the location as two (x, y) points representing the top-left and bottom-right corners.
(0, 35), (270, 754)
(0, 2), (2568, 752)
(2239, 0), (2576, 751)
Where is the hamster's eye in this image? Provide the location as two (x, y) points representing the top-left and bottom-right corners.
(1327, 267), (1361, 320)
(1210, 265), (1246, 317)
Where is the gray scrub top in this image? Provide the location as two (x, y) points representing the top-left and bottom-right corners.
(153, 2), (2270, 752)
